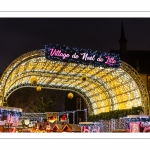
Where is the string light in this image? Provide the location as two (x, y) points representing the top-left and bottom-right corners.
(0, 109), (22, 117)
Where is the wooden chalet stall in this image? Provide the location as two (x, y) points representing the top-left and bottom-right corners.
(51, 123), (64, 132)
(62, 123), (72, 132)
(62, 123), (81, 132)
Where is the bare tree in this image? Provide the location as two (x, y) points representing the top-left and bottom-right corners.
(7, 87), (61, 113)
(25, 90), (58, 113)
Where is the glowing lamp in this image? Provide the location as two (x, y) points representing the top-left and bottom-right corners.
(48, 116), (57, 123)
(36, 86), (42, 91)
(68, 92), (74, 99)
(30, 76), (37, 84)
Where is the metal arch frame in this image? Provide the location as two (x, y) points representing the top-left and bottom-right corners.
(2, 64), (95, 114)
(5, 83), (94, 114)
(0, 49), (149, 115)
(0, 52), (42, 95)
(7, 70), (111, 114)
(0, 50), (45, 88)
(120, 61), (150, 114)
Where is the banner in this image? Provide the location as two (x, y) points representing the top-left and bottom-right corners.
(45, 44), (120, 68)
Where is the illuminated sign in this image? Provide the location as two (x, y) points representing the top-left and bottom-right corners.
(45, 44), (120, 68)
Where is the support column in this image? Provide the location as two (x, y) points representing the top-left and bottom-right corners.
(67, 113), (69, 123)
(84, 109), (87, 122)
(73, 111), (75, 124)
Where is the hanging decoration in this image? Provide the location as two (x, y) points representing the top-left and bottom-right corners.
(61, 114), (67, 121)
(45, 44), (120, 68)
(30, 76), (37, 84)
(68, 92), (74, 99)
(82, 75), (87, 81)
(36, 85), (42, 91)
(46, 112), (58, 123)
(47, 116), (57, 123)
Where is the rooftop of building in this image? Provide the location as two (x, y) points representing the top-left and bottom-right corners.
(110, 22), (150, 74)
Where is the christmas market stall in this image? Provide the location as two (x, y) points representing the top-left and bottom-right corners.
(0, 106), (22, 132)
(62, 123), (81, 132)
(78, 122), (101, 133)
(126, 115), (150, 132)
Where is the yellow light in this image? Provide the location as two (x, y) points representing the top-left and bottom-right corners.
(68, 92), (74, 99)
(36, 85), (42, 91)
(49, 120), (55, 123)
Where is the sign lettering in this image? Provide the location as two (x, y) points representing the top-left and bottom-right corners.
(45, 44), (120, 68)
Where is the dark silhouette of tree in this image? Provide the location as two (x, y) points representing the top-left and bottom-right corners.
(25, 90), (58, 113)
(7, 87), (66, 113)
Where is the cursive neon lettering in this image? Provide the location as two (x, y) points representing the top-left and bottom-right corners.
(97, 57), (104, 62)
(105, 56), (116, 65)
(80, 53), (95, 61)
(45, 46), (120, 68)
(49, 48), (70, 59)
(72, 53), (79, 59)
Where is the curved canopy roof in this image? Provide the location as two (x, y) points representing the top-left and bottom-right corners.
(0, 49), (149, 115)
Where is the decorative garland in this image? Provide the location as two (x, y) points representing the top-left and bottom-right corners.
(88, 106), (144, 121)
(78, 122), (102, 127)
(0, 110), (23, 117)
(126, 118), (150, 124)
(45, 44), (120, 68)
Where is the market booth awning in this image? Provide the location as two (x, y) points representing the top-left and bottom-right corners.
(0, 48), (149, 115)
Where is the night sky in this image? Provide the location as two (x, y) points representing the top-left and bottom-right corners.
(0, 18), (150, 73)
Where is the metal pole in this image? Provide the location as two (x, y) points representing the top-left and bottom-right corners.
(79, 98), (81, 110)
(84, 109), (87, 122)
(58, 112), (60, 121)
(67, 113), (69, 123)
(76, 99), (78, 124)
(73, 111), (75, 124)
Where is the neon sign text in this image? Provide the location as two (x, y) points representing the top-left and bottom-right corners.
(45, 44), (120, 68)
(49, 48), (70, 59)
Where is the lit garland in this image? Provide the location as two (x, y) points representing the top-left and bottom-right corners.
(78, 122), (102, 127)
(45, 44), (120, 68)
(88, 106), (144, 121)
(0, 109), (23, 117)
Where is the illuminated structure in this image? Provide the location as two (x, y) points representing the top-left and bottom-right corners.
(111, 22), (150, 115)
(0, 46), (149, 115)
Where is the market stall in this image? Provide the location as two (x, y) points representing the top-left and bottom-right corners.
(0, 106), (22, 132)
(127, 115), (150, 132)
